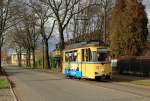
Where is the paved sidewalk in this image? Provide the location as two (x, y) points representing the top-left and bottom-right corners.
(0, 71), (16, 101)
(0, 88), (14, 101)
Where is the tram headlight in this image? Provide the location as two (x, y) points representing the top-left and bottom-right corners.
(95, 72), (98, 75)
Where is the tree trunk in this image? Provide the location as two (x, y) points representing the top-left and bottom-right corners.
(0, 46), (2, 70)
(59, 27), (65, 50)
(32, 48), (35, 68)
(103, 0), (110, 45)
(28, 49), (31, 67)
(42, 41), (45, 69)
(44, 40), (50, 69)
(18, 47), (22, 67)
(26, 50), (29, 67)
(103, 5), (107, 44)
(18, 53), (22, 67)
(26, 49), (31, 68)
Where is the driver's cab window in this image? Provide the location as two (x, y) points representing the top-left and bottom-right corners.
(97, 48), (110, 62)
(97, 52), (107, 61)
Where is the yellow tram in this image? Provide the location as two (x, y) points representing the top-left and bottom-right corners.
(62, 41), (112, 80)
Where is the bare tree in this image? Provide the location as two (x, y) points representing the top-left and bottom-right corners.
(40, 0), (86, 49)
(8, 1), (40, 68)
(0, 0), (10, 69)
(70, 0), (113, 44)
(39, 0), (113, 49)
(22, 13), (40, 68)
(27, 0), (56, 69)
(101, 0), (113, 44)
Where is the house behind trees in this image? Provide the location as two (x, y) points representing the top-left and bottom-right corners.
(11, 51), (33, 65)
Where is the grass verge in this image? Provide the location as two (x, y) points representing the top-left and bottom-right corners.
(130, 80), (150, 87)
(0, 78), (10, 89)
(112, 74), (150, 87)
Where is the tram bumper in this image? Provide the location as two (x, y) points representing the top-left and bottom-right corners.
(95, 72), (112, 79)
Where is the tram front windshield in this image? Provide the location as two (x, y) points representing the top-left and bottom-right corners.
(97, 51), (108, 62)
(92, 49), (110, 62)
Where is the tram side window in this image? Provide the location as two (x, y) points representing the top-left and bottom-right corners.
(82, 49), (85, 61)
(86, 48), (92, 62)
(72, 51), (78, 62)
(71, 53), (76, 61)
(65, 51), (77, 62)
(65, 52), (69, 62)
(92, 51), (97, 62)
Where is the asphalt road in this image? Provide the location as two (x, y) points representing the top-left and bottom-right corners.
(5, 67), (150, 101)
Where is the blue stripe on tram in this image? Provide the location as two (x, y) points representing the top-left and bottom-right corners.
(64, 69), (82, 78)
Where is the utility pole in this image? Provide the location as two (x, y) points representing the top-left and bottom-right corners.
(75, 16), (88, 42)
(42, 40), (45, 69)
(103, 0), (108, 45)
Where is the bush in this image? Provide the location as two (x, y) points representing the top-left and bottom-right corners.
(117, 56), (150, 77)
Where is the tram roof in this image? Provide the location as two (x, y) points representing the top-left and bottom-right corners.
(64, 40), (106, 50)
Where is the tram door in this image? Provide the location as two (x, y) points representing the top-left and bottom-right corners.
(81, 48), (91, 77)
(85, 48), (92, 78)
(81, 49), (86, 77)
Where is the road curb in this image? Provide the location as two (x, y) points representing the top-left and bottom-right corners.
(3, 68), (19, 101)
(10, 83), (17, 101)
